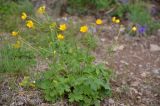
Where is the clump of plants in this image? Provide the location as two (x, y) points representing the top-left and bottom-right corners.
(38, 48), (112, 105)
(4, 5), (112, 105)
(67, 0), (160, 34)
(0, 45), (35, 73)
(67, 0), (116, 14)
(0, 0), (33, 32)
(114, 1), (160, 34)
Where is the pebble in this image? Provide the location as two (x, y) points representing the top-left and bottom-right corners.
(113, 45), (125, 51)
(119, 104), (126, 106)
(152, 69), (160, 75)
(141, 72), (148, 77)
(108, 98), (115, 104)
(100, 38), (106, 42)
(150, 44), (160, 52)
(120, 60), (129, 65)
(131, 81), (140, 87)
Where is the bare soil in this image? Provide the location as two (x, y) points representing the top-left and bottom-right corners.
(95, 33), (160, 106)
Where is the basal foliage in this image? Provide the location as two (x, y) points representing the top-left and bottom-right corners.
(38, 42), (112, 105)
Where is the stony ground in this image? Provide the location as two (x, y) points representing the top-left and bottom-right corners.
(95, 32), (160, 106)
(0, 16), (160, 106)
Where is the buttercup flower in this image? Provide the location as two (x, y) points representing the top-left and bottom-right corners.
(80, 25), (88, 33)
(131, 26), (137, 32)
(115, 19), (120, 24)
(11, 31), (18, 37)
(112, 16), (116, 23)
(59, 24), (67, 31)
(96, 19), (103, 25)
(21, 12), (27, 20)
(12, 41), (21, 49)
(57, 34), (64, 40)
(26, 20), (34, 28)
(37, 6), (45, 14)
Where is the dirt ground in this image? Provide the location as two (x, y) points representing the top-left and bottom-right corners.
(95, 32), (160, 106)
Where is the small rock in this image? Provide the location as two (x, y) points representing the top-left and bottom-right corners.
(40, 103), (50, 106)
(100, 38), (106, 42)
(105, 61), (109, 65)
(139, 65), (143, 68)
(120, 60), (129, 65)
(131, 81), (140, 87)
(141, 72), (147, 77)
(152, 69), (160, 75)
(113, 45), (125, 51)
(130, 72), (134, 76)
(150, 44), (160, 52)
(130, 87), (138, 94)
(137, 96), (141, 100)
(119, 103), (126, 106)
(114, 36), (119, 41)
(116, 87), (122, 93)
(108, 98), (115, 104)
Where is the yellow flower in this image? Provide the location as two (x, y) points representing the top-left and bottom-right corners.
(57, 34), (64, 40)
(96, 19), (103, 25)
(59, 24), (67, 31)
(37, 6), (45, 14)
(112, 16), (116, 23)
(80, 25), (88, 33)
(26, 20), (34, 28)
(115, 19), (120, 24)
(11, 31), (18, 37)
(21, 12), (27, 20)
(131, 26), (137, 32)
(12, 41), (21, 49)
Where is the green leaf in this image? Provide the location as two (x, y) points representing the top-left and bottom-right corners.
(44, 71), (54, 79)
(94, 100), (100, 106)
(45, 95), (54, 101)
(69, 92), (83, 102)
(50, 90), (56, 97)
(96, 69), (100, 75)
(40, 80), (51, 89)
